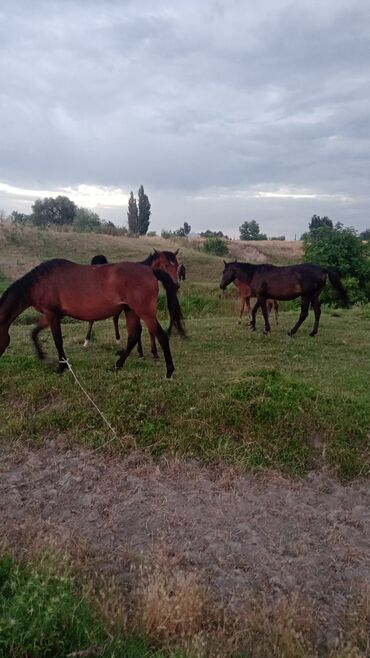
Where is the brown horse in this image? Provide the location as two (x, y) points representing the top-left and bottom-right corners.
(234, 279), (279, 325)
(84, 250), (180, 360)
(0, 259), (185, 378)
(220, 261), (347, 336)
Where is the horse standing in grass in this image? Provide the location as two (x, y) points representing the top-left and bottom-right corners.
(0, 259), (185, 378)
(85, 250), (180, 360)
(178, 263), (186, 281)
(234, 279), (279, 325)
(220, 261), (347, 336)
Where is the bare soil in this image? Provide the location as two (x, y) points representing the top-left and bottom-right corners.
(1, 442), (370, 628)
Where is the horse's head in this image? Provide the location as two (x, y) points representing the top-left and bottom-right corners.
(151, 249), (180, 287)
(219, 260), (238, 290)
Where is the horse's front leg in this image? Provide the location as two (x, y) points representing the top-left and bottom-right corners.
(84, 321), (94, 347)
(250, 299), (261, 331)
(31, 315), (50, 360)
(149, 332), (159, 359)
(113, 313), (121, 344)
(48, 313), (69, 373)
(260, 298), (271, 335)
(238, 297), (245, 324)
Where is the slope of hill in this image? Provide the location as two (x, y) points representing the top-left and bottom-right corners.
(0, 221), (303, 285)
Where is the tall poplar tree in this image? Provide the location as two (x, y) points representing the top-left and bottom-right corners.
(137, 185), (151, 235)
(127, 191), (138, 234)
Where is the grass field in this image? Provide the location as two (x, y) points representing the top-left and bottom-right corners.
(1, 222), (370, 657)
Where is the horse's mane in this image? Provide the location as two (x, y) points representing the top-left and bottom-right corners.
(0, 259), (68, 309)
(91, 254), (108, 265)
(232, 261), (257, 274)
(141, 251), (178, 266)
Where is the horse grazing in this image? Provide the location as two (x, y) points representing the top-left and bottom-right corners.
(0, 259), (185, 378)
(234, 280), (279, 325)
(220, 261), (347, 336)
(84, 250), (180, 358)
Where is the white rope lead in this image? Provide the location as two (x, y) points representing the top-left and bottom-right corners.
(59, 358), (117, 440)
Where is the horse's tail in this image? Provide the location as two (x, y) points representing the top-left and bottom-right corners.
(153, 269), (186, 337)
(325, 268), (349, 307)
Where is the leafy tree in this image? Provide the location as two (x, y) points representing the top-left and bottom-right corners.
(270, 235), (286, 241)
(31, 196), (77, 227)
(11, 211), (31, 224)
(304, 224), (370, 304)
(73, 207), (101, 232)
(308, 214), (333, 234)
(203, 236), (229, 256)
(360, 228), (370, 241)
(137, 185), (151, 235)
(200, 229), (229, 239)
(127, 191), (139, 234)
(239, 220), (267, 241)
(174, 222), (191, 237)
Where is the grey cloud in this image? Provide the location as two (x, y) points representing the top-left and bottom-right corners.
(0, 0), (369, 236)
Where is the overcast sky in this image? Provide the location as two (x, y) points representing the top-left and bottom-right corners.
(0, 0), (369, 238)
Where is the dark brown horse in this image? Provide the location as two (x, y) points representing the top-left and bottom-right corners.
(0, 259), (185, 378)
(234, 279), (279, 325)
(220, 261), (347, 336)
(178, 263), (186, 281)
(85, 250), (180, 360)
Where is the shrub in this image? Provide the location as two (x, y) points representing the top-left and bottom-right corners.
(303, 225), (370, 305)
(202, 236), (229, 256)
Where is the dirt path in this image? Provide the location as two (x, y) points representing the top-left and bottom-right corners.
(1, 442), (370, 624)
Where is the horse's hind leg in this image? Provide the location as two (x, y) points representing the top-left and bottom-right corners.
(84, 321), (94, 347)
(137, 333), (144, 358)
(274, 301), (279, 325)
(115, 309), (142, 370)
(309, 295), (322, 337)
(288, 297), (310, 337)
(142, 316), (174, 378)
(31, 315), (50, 360)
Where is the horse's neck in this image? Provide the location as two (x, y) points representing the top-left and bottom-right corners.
(0, 295), (29, 328)
(235, 266), (253, 283)
(140, 255), (153, 266)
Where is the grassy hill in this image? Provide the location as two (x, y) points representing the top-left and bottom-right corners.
(0, 221), (303, 282)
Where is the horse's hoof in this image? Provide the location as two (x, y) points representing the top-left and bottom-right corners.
(249, 326), (256, 332)
(288, 331), (295, 338)
(83, 339), (90, 348)
(152, 354), (159, 360)
(263, 329), (270, 336)
(309, 331), (317, 338)
(115, 339), (121, 345)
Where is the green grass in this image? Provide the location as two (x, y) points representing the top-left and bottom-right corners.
(1, 307), (369, 479)
(0, 554), (182, 658)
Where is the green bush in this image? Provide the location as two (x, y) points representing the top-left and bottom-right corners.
(303, 225), (370, 305)
(202, 236), (229, 257)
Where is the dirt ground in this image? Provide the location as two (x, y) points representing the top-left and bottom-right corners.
(1, 442), (370, 630)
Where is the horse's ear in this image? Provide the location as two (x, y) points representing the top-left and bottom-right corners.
(234, 258), (237, 263)
(153, 248), (159, 255)
(223, 260), (228, 266)
(174, 248), (179, 256)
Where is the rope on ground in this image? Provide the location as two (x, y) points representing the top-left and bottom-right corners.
(59, 358), (118, 448)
